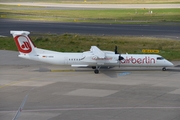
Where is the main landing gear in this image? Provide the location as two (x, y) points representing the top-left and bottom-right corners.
(94, 69), (99, 74)
(92, 66), (101, 74)
(162, 67), (167, 71)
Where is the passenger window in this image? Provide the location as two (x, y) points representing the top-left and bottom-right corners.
(157, 57), (164, 60)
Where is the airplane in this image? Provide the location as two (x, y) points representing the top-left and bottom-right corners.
(10, 31), (174, 74)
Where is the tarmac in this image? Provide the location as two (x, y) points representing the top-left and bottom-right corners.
(1, 2), (180, 120)
(0, 50), (180, 120)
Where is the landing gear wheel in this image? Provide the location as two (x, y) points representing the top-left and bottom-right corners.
(94, 69), (99, 74)
(162, 67), (166, 71)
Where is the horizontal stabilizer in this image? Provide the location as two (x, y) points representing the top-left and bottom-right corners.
(10, 31), (30, 36)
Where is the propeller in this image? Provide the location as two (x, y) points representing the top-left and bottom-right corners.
(114, 46), (124, 67)
(114, 46), (118, 54)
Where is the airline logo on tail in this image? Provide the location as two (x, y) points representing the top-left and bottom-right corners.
(14, 35), (32, 53)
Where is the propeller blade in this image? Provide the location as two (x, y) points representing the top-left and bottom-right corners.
(115, 46), (118, 54)
(114, 46), (124, 67)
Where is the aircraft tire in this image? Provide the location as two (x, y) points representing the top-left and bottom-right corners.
(94, 69), (99, 74)
(162, 67), (166, 71)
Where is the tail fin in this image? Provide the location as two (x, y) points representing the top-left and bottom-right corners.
(10, 31), (36, 55)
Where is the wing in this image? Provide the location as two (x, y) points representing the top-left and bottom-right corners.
(90, 46), (105, 58)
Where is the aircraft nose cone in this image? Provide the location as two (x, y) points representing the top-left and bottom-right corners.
(167, 61), (174, 67)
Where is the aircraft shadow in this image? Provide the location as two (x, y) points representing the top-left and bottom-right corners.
(33, 67), (180, 78)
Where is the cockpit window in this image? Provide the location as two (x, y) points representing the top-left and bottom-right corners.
(157, 57), (164, 60)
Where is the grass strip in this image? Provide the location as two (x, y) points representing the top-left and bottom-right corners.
(1, 33), (180, 60)
(0, 5), (180, 24)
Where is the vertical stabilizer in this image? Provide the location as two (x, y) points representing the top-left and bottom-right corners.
(10, 31), (36, 55)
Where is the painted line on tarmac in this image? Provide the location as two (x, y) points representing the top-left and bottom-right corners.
(0, 107), (180, 113)
(0, 78), (39, 89)
(2, 106), (180, 113)
(51, 69), (75, 72)
(118, 72), (131, 76)
(24, 107), (180, 111)
(0, 80), (25, 89)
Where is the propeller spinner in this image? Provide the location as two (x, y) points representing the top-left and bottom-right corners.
(115, 46), (124, 61)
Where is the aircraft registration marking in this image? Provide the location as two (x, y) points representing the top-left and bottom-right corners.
(42, 56), (54, 58)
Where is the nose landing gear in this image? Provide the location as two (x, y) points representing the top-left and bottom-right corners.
(162, 67), (166, 71)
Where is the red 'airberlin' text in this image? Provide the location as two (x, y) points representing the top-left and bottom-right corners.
(121, 56), (155, 64)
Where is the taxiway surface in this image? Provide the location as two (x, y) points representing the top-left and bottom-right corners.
(0, 50), (180, 120)
(0, 19), (180, 40)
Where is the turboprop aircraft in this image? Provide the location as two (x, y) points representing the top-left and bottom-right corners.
(10, 31), (174, 74)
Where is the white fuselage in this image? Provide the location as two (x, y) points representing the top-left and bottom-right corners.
(19, 48), (173, 68)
